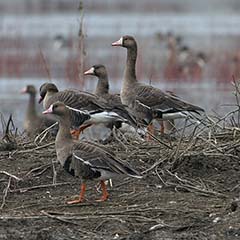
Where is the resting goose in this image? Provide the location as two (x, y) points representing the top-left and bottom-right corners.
(39, 83), (134, 138)
(43, 102), (142, 203)
(39, 83), (134, 137)
(112, 35), (204, 136)
(39, 83), (103, 111)
(21, 85), (56, 137)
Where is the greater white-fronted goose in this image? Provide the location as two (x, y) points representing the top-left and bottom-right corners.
(39, 82), (137, 135)
(39, 83), (103, 111)
(84, 64), (138, 127)
(43, 102), (142, 203)
(84, 64), (122, 105)
(112, 35), (204, 136)
(21, 85), (56, 137)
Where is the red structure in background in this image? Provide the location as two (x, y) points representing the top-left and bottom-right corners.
(0, 33), (239, 85)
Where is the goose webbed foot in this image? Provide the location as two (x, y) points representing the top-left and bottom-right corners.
(67, 183), (86, 204)
(96, 180), (109, 202)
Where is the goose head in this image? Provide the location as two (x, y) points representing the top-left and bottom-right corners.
(112, 35), (137, 49)
(42, 101), (68, 118)
(39, 83), (58, 103)
(21, 85), (37, 96)
(84, 64), (107, 77)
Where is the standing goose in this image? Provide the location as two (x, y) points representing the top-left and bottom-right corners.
(84, 64), (138, 128)
(21, 85), (56, 137)
(84, 64), (122, 105)
(112, 35), (204, 135)
(39, 83), (131, 137)
(43, 102), (142, 203)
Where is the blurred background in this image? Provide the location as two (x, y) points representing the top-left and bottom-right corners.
(1, 0), (240, 132)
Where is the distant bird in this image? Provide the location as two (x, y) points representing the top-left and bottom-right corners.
(177, 47), (207, 80)
(43, 102), (142, 203)
(21, 85), (56, 137)
(53, 34), (69, 50)
(112, 35), (204, 138)
(163, 32), (183, 80)
(190, 52), (207, 80)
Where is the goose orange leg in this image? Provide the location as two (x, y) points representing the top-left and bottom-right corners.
(96, 180), (109, 202)
(67, 182), (86, 204)
(71, 124), (92, 139)
(146, 123), (155, 141)
(160, 120), (165, 134)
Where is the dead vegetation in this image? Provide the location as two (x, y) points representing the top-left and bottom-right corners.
(0, 81), (240, 239)
(1, 102), (240, 239)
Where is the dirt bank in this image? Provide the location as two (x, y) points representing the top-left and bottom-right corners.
(0, 131), (240, 240)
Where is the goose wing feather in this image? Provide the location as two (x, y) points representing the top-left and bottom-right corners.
(135, 84), (204, 113)
(70, 142), (141, 178)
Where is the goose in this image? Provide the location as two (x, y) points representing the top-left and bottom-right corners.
(43, 102), (142, 203)
(84, 64), (122, 105)
(39, 83), (134, 137)
(112, 35), (204, 137)
(21, 85), (56, 137)
(84, 64), (140, 131)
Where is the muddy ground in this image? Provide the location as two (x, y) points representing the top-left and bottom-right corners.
(0, 132), (240, 240)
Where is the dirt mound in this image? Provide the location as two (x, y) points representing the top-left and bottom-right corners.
(0, 131), (240, 240)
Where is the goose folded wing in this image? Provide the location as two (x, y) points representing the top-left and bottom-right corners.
(135, 85), (204, 113)
(66, 106), (91, 128)
(46, 90), (105, 111)
(71, 142), (140, 177)
(70, 149), (124, 177)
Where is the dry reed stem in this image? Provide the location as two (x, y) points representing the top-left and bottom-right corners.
(38, 46), (52, 81)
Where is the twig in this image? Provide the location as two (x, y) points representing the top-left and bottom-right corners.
(112, 127), (128, 151)
(142, 157), (168, 174)
(34, 122), (58, 144)
(0, 177), (11, 209)
(166, 170), (225, 197)
(24, 163), (52, 178)
(173, 117), (188, 160)
(10, 182), (73, 193)
(77, 0), (85, 85)
(51, 158), (57, 185)
(41, 210), (99, 237)
(146, 130), (172, 149)
(0, 171), (21, 181)
(11, 142), (54, 155)
(41, 210), (81, 226)
(38, 46), (52, 81)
